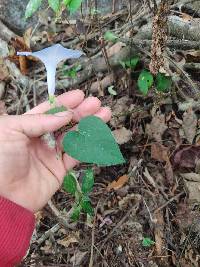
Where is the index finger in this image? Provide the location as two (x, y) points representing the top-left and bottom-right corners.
(26, 89), (85, 114)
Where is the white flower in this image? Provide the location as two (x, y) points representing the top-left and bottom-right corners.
(17, 44), (83, 96)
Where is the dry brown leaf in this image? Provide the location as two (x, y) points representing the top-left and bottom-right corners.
(182, 108), (197, 144)
(146, 112), (167, 142)
(107, 174), (129, 191)
(118, 193), (141, 210)
(0, 65), (9, 81)
(151, 143), (173, 184)
(112, 127), (132, 145)
(151, 143), (169, 162)
(70, 251), (87, 266)
(173, 145), (200, 169)
(57, 233), (79, 248)
(107, 42), (124, 58)
(23, 27), (32, 49)
(180, 13), (193, 22)
(90, 74), (114, 93)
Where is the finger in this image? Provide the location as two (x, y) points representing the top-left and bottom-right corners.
(62, 107), (112, 171)
(63, 154), (79, 171)
(26, 89), (85, 114)
(3, 111), (73, 137)
(72, 96), (101, 122)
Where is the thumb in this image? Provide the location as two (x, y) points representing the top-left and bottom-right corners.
(2, 111), (73, 137)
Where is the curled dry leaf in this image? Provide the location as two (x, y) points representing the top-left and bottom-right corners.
(107, 42), (125, 58)
(146, 112), (167, 142)
(112, 127), (132, 145)
(70, 251), (87, 266)
(151, 143), (169, 162)
(90, 73), (114, 93)
(57, 233), (79, 248)
(107, 174), (129, 191)
(151, 143), (173, 184)
(182, 108), (197, 144)
(110, 96), (134, 128)
(118, 193), (141, 210)
(173, 145), (200, 169)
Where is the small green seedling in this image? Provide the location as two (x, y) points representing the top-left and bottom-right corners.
(155, 72), (172, 92)
(104, 31), (118, 42)
(142, 237), (155, 247)
(63, 170), (94, 221)
(63, 64), (82, 79)
(120, 56), (139, 69)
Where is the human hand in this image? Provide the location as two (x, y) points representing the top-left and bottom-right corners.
(0, 90), (111, 213)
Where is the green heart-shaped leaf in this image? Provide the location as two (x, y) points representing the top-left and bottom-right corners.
(63, 172), (77, 195)
(155, 72), (172, 92)
(63, 116), (125, 166)
(137, 70), (153, 95)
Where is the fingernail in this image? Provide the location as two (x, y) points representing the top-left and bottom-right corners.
(54, 111), (72, 117)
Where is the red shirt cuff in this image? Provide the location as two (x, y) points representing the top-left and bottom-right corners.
(0, 196), (35, 267)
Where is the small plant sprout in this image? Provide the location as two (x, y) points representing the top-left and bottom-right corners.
(17, 44), (83, 104)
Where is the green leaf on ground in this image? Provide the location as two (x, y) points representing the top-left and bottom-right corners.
(64, 0), (83, 13)
(63, 172), (77, 195)
(137, 70), (153, 95)
(63, 116), (125, 166)
(104, 31), (118, 42)
(25, 0), (42, 18)
(155, 72), (172, 92)
(81, 169), (94, 194)
(142, 237), (155, 247)
(81, 196), (94, 216)
(48, 0), (61, 12)
(70, 204), (82, 221)
(123, 57), (139, 69)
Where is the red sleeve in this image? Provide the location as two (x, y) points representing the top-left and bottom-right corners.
(0, 196), (35, 267)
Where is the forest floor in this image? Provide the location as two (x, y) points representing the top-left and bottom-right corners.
(1, 0), (200, 266)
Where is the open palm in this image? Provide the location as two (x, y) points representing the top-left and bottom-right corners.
(0, 90), (111, 212)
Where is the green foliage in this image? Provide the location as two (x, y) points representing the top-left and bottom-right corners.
(25, 0), (83, 18)
(155, 72), (172, 92)
(63, 64), (81, 78)
(137, 70), (154, 95)
(104, 31), (118, 42)
(81, 169), (94, 194)
(48, 0), (61, 12)
(62, 115), (125, 166)
(63, 0), (83, 13)
(25, 0), (42, 18)
(142, 237), (155, 247)
(120, 57), (139, 69)
(71, 204), (82, 221)
(81, 196), (94, 216)
(45, 105), (67, 114)
(63, 169), (95, 221)
(63, 172), (77, 195)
